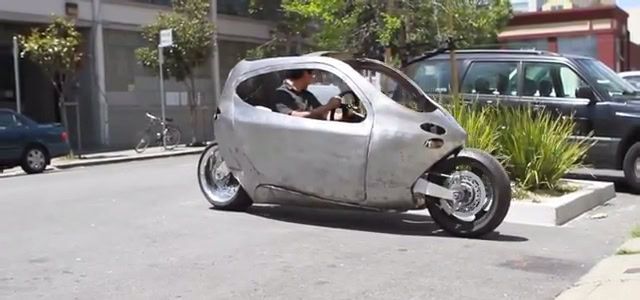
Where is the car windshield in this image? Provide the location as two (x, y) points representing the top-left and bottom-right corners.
(576, 59), (638, 97)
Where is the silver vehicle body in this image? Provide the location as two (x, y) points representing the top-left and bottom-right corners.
(619, 71), (640, 90)
(214, 55), (467, 211)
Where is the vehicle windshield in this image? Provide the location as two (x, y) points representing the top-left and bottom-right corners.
(346, 59), (438, 113)
(576, 59), (638, 97)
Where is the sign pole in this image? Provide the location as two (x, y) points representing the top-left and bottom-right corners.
(158, 46), (167, 149)
(13, 36), (22, 114)
(158, 29), (172, 149)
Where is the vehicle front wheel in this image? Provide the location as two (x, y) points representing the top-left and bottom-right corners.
(134, 133), (150, 154)
(622, 142), (640, 192)
(425, 149), (511, 238)
(197, 143), (252, 211)
(21, 146), (48, 174)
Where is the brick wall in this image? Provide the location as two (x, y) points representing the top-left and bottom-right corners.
(630, 42), (640, 71)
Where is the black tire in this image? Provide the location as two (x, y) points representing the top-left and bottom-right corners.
(134, 133), (151, 153)
(21, 146), (48, 174)
(623, 142), (640, 192)
(426, 148), (511, 238)
(197, 143), (252, 211)
(163, 126), (181, 150)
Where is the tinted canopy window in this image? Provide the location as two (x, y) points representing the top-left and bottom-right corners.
(235, 68), (367, 122)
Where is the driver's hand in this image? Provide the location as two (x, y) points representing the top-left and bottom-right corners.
(327, 96), (342, 109)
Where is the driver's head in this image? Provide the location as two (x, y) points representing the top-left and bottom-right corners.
(286, 69), (315, 90)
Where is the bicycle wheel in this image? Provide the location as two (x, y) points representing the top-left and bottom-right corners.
(163, 126), (182, 150)
(135, 132), (151, 153)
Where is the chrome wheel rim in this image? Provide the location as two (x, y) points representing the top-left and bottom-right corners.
(199, 146), (240, 203)
(440, 170), (489, 221)
(27, 149), (46, 171)
(635, 157), (640, 179)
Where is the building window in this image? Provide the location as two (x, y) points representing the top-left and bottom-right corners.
(557, 35), (597, 58)
(505, 38), (549, 51)
(128, 0), (171, 6)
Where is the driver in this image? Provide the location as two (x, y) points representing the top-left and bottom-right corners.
(273, 69), (342, 120)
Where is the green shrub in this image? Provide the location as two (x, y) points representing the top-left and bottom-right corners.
(632, 225), (640, 239)
(497, 106), (593, 190)
(444, 98), (593, 192)
(447, 98), (501, 156)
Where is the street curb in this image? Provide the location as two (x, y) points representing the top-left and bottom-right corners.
(617, 238), (640, 255)
(52, 148), (204, 169)
(504, 180), (615, 226)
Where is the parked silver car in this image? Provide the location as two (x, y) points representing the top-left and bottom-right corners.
(197, 53), (512, 238)
(619, 71), (640, 90)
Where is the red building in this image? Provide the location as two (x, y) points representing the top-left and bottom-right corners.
(498, 5), (640, 72)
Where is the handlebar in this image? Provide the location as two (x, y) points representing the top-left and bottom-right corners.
(145, 112), (158, 121)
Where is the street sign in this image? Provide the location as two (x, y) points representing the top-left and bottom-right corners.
(159, 29), (173, 48)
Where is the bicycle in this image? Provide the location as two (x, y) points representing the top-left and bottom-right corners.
(134, 112), (182, 153)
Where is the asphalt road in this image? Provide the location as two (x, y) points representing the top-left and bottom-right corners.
(1, 156), (639, 300)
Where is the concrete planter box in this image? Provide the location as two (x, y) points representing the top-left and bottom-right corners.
(505, 180), (616, 226)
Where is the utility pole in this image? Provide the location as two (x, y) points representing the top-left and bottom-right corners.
(447, 3), (459, 99)
(159, 29), (173, 149)
(210, 0), (221, 107)
(92, 0), (108, 146)
(12, 37), (21, 114)
(384, 0), (394, 65)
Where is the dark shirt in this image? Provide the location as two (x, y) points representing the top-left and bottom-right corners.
(273, 85), (322, 115)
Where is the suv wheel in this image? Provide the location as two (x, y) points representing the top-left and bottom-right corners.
(623, 142), (640, 192)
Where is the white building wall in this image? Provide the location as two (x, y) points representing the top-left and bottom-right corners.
(628, 8), (640, 45)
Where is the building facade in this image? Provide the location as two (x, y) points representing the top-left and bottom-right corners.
(510, 0), (544, 13)
(0, 0), (275, 151)
(540, 0), (615, 11)
(499, 5), (640, 72)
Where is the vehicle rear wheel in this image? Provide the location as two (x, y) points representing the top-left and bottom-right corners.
(163, 126), (181, 150)
(21, 146), (48, 174)
(622, 142), (640, 192)
(197, 143), (252, 211)
(425, 149), (511, 238)
(135, 133), (151, 153)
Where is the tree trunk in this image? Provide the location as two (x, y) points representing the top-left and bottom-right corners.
(186, 75), (199, 145)
(53, 78), (74, 157)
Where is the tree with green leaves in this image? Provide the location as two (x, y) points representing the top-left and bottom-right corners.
(135, 0), (214, 145)
(19, 16), (83, 154)
(249, 0), (512, 64)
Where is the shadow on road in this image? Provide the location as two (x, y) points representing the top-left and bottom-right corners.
(244, 205), (528, 242)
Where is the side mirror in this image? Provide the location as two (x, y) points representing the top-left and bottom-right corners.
(576, 86), (597, 103)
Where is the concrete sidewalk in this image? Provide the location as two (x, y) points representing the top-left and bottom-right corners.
(556, 238), (640, 300)
(0, 145), (205, 178)
(53, 145), (205, 169)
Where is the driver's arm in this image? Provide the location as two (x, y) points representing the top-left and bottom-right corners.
(290, 97), (341, 119)
(274, 90), (341, 120)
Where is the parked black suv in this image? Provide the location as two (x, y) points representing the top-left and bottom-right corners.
(404, 50), (640, 190)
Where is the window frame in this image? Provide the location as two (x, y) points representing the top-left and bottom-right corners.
(233, 63), (372, 124)
(0, 112), (22, 128)
(459, 60), (522, 97)
(520, 60), (594, 104)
